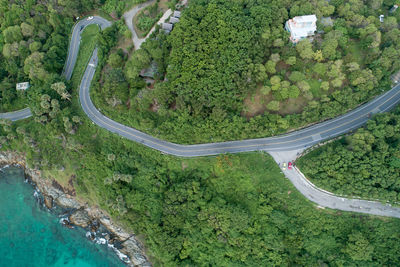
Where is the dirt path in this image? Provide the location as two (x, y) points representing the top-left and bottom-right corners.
(123, 1), (172, 50)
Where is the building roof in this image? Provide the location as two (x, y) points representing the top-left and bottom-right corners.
(16, 82), (30, 90)
(170, 17), (180, 24)
(173, 11), (181, 18)
(162, 23), (173, 31)
(286, 15), (317, 43)
(293, 15), (317, 23)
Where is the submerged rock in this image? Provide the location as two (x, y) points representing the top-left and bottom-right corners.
(69, 209), (91, 228)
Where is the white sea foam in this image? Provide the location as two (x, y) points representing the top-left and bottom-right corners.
(108, 244), (131, 264)
(59, 216), (69, 224)
(0, 164), (10, 171)
(96, 237), (107, 245)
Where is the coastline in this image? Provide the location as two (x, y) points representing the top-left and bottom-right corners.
(0, 151), (151, 267)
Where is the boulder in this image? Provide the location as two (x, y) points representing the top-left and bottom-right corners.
(98, 216), (131, 241)
(120, 237), (149, 266)
(56, 195), (82, 209)
(69, 210), (91, 228)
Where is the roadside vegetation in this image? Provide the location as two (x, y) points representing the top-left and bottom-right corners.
(92, 0), (400, 144)
(70, 25), (100, 88)
(134, 0), (170, 38)
(298, 106), (400, 204)
(0, 92), (27, 113)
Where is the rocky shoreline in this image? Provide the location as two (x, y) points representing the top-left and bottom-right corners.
(0, 151), (151, 267)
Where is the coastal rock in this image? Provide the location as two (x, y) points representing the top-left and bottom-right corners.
(69, 209), (91, 228)
(56, 195), (82, 209)
(96, 215), (131, 241)
(43, 195), (53, 209)
(0, 151), (151, 266)
(120, 237), (150, 266)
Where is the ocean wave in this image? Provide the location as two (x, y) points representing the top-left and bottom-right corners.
(95, 237), (107, 245)
(108, 243), (131, 264)
(0, 164), (10, 172)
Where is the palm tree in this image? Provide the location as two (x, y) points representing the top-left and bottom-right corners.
(60, 91), (71, 101)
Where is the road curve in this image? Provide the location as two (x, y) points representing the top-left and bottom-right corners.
(0, 16), (112, 121)
(63, 16), (112, 80)
(81, 66), (400, 157)
(77, 15), (400, 218)
(269, 151), (400, 218)
(123, 0), (156, 50)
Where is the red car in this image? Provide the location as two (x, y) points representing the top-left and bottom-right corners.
(288, 162), (293, 170)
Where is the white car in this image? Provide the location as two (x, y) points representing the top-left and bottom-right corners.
(87, 16), (94, 21)
(282, 162), (287, 171)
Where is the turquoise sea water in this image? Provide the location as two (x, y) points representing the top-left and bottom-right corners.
(0, 166), (124, 267)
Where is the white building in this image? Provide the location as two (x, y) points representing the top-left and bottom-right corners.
(285, 15), (317, 43)
(16, 82), (30, 90)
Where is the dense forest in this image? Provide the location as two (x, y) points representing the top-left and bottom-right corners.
(92, 0), (400, 143)
(298, 106), (400, 204)
(3, 113), (400, 266)
(2, 0), (400, 266)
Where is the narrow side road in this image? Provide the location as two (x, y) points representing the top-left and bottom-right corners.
(269, 150), (400, 218)
(123, 0), (172, 50)
(0, 108), (32, 121)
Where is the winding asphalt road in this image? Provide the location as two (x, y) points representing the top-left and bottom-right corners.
(3, 12), (400, 218)
(63, 16), (112, 80)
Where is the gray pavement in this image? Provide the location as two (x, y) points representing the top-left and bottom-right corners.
(269, 151), (400, 218)
(80, 74), (400, 157)
(0, 108), (32, 121)
(63, 16), (112, 80)
(123, 0), (157, 50)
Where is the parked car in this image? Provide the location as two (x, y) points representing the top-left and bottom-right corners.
(282, 162), (287, 170)
(288, 162), (293, 170)
(87, 16), (94, 21)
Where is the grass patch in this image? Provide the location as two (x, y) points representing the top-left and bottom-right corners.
(241, 85), (270, 118)
(347, 40), (365, 67)
(308, 79), (322, 98)
(70, 24), (100, 88)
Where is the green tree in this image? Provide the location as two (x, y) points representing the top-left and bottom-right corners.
(344, 232), (374, 262)
(3, 25), (23, 43)
(265, 60), (276, 74)
(285, 56), (296, 66)
(266, 100), (280, 111)
(20, 22), (34, 37)
(296, 39), (314, 60)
